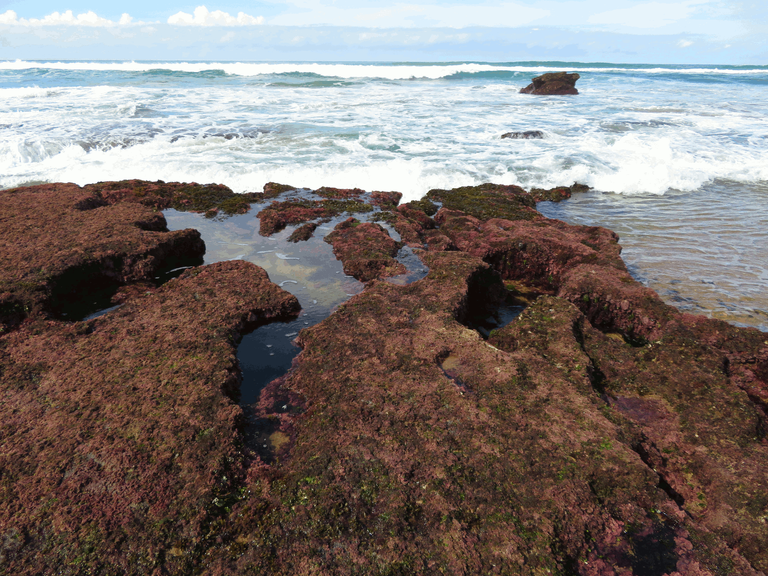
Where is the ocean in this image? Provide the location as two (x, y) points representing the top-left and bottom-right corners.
(1, 60), (766, 331)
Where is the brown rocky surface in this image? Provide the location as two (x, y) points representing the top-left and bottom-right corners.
(81, 179), (266, 215)
(520, 72), (580, 95)
(287, 222), (319, 243)
(370, 191), (404, 209)
(0, 182), (205, 330)
(256, 196), (373, 236)
(2, 181), (767, 575)
(0, 259), (300, 575)
(529, 183), (591, 203)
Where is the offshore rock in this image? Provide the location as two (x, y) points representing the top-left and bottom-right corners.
(520, 72), (580, 95)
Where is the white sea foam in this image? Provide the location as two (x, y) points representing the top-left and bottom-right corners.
(1, 61), (767, 200)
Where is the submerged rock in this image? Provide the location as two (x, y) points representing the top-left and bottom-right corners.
(2, 180), (767, 575)
(287, 222), (318, 242)
(520, 72), (580, 95)
(501, 130), (545, 139)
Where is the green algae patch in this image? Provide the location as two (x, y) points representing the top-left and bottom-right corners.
(404, 198), (439, 216)
(427, 183), (540, 222)
(82, 179), (263, 215)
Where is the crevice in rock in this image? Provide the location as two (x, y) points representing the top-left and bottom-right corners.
(52, 252), (205, 322)
(462, 298), (527, 339)
(437, 353), (472, 395)
(571, 317), (608, 396)
(241, 376), (307, 465)
(630, 439), (686, 508)
(73, 196), (109, 211)
(459, 269), (526, 339)
(627, 522), (679, 576)
(383, 245), (430, 286)
(237, 317), (303, 406)
(745, 393), (768, 441)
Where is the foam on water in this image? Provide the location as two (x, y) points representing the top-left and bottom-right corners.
(3, 62), (767, 196)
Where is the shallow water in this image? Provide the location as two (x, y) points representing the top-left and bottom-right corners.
(163, 208), (365, 402)
(538, 180), (768, 332)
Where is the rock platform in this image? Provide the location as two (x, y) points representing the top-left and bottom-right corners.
(1, 180), (767, 575)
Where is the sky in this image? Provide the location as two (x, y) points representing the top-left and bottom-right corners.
(0, 1), (766, 64)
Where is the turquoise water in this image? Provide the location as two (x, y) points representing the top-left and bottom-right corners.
(2, 60), (767, 330)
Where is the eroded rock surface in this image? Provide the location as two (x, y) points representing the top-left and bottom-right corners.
(2, 181), (767, 576)
(0, 260), (299, 574)
(0, 183), (205, 329)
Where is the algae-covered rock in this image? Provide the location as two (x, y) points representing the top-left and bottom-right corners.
(427, 183), (539, 222)
(257, 197), (373, 236)
(0, 183), (205, 329)
(529, 183), (591, 203)
(287, 222), (318, 243)
(82, 178), (261, 214)
(0, 260), (299, 575)
(324, 217), (406, 282)
(2, 180), (767, 576)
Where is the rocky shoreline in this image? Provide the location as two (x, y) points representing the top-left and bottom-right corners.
(1, 180), (767, 575)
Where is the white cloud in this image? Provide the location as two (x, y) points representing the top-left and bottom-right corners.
(588, 0), (708, 29)
(168, 6), (264, 26)
(0, 10), (17, 24)
(677, 39), (693, 47)
(0, 9), (134, 27)
(269, 1), (548, 28)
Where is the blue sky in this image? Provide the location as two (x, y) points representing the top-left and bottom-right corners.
(0, 1), (766, 63)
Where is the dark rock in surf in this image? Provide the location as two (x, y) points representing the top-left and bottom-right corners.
(529, 182), (591, 203)
(501, 130), (544, 139)
(520, 72), (580, 95)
